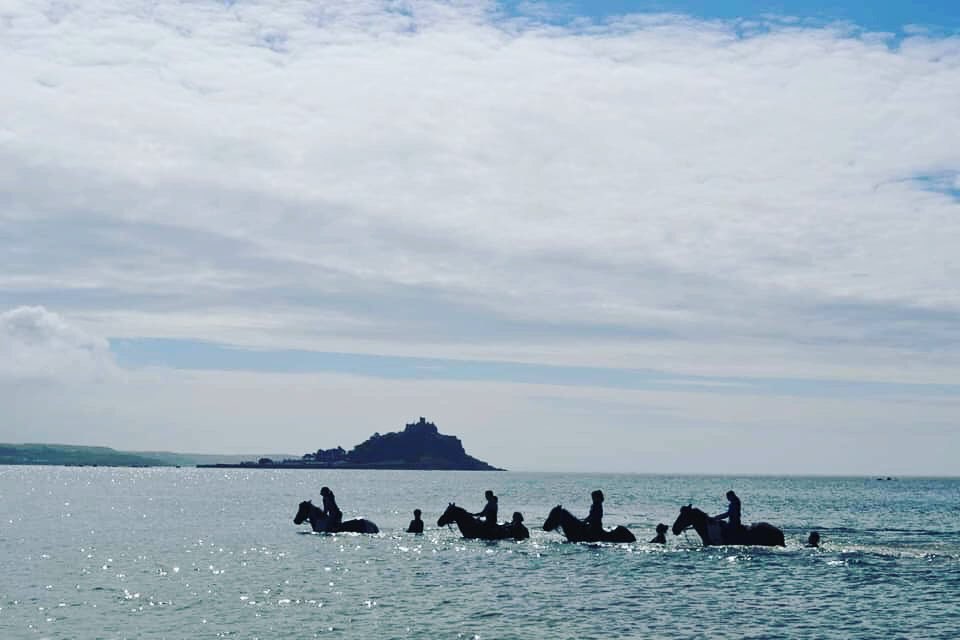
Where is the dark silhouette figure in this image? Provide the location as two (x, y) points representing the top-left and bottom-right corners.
(320, 486), (342, 532)
(474, 490), (498, 524)
(542, 505), (636, 543)
(407, 509), (424, 534)
(293, 500), (379, 534)
(671, 504), (784, 547)
(437, 503), (524, 540)
(507, 511), (530, 540)
(714, 490), (742, 529)
(583, 489), (604, 535)
(806, 531), (821, 548)
(649, 523), (669, 544)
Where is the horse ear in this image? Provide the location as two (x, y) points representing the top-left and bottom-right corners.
(687, 503), (692, 509)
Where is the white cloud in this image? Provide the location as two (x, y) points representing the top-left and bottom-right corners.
(2, 4), (958, 357)
(0, 306), (118, 381)
(1, 2), (959, 470)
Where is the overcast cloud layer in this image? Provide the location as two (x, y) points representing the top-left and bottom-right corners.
(1, 1), (958, 473)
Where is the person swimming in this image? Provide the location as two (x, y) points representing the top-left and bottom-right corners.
(650, 523), (668, 544)
(806, 531), (821, 547)
(507, 511), (529, 540)
(407, 509), (424, 534)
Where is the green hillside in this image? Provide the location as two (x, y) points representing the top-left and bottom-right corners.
(0, 444), (167, 467)
(0, 444), (301, 467)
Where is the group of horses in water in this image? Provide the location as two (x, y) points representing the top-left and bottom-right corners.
(294, 499), (786, 547)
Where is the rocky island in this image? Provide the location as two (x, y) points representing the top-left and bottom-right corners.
(197, 417), (503, 471)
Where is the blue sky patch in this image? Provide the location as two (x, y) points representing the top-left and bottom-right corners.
(111, 337), (960, 399)
(912, 172), (960, 201)
(504, 0), (960, 34)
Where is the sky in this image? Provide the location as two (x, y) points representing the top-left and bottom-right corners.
(1, 0), (959, 475)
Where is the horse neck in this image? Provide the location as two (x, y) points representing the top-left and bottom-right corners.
(558, 507), (581, 530)
(442, 506), (469, 526)
(308, 503), (325, 528)
(687, 508), (711, 544)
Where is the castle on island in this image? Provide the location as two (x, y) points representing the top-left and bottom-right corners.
(200, 417), (502, 471)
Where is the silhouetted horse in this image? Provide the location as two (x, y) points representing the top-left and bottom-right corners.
(293, 500), (379, 534)
(542, 505), (636, 543)
(436, 503), (519, 540)
(671, 504), (784, 547)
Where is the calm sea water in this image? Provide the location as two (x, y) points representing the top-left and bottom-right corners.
(1, 467), (958, 639)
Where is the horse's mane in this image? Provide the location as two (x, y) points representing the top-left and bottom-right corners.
(439, 503), (470, 522)
(680, 505), (719, 528)
(545, 505), (578, 528)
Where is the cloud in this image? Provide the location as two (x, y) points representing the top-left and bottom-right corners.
(2, 5), (958, 362)
(1, 2), (959, 470)
(0, 306), (118, 382)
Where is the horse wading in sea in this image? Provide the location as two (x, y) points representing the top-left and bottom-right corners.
(671, 504), (784, 547)
(542, 505), (637, 543)
(437, 503), (519, 540)
(293, 500), (379, 534)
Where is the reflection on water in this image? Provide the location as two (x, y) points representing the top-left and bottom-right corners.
(1, 468), (958, 638)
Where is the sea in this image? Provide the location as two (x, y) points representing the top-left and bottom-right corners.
(1, 468), (957, 639)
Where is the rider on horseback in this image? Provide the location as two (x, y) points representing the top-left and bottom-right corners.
(320, 486), (342, 532)
(474, 490), (499, 526)
(583, 490), (604, 535)
(714, 490), (743, 538)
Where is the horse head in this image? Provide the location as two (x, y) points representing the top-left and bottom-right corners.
(437, 502), (459, 527)
(672, 503), (697, 536)
(294, 500), (313, 525)
(542, 505), (563, 531)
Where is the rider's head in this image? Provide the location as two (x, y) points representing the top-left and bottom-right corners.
(414, 509), (422, 518)
(656, 523), (668, 534)
(592, 489), (604, 503)
(726, 490), (737, 500)
(320, 486), (331, 497)
(484, 490), (494, 500)
(512, 512), (524, 523)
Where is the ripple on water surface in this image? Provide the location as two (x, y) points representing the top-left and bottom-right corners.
(1, 468), (958, 638)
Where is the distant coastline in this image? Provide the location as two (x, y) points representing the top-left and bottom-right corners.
(0, 444), (296, 468)
(1, 417), (502, 471)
